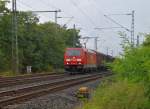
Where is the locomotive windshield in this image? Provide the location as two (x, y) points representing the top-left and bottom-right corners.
(66, 50), (81, 56)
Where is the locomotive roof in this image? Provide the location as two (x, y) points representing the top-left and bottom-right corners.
(66, 47), (93, 52)
(66, 47), (114, 58)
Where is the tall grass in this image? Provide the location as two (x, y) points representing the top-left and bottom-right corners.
(82, 80), (149, 109)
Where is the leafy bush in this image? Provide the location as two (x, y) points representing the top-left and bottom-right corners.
(113, 47), (150, 82)
(82, 81), (149, 109)
(112, 46), (150, 96)
(81, 34), (150, 109)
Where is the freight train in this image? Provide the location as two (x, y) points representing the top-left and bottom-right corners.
(64, 48), (114, 73)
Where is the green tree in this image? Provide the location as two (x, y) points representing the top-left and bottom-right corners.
(0, 0), (11, 71)
(112, 33), (150, 97)
(143, 34), (150, 47)
(0, 1), (81, 73)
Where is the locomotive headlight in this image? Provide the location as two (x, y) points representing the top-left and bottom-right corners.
(77, 59), (81, 61)
(66, 59), (71, 61)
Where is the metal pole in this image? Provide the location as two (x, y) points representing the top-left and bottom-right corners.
(103, 12), (135, 46)
(136, 35), (139, 47)
(95, 37), (98, 51)
(12, 0), (15, 73)
(73, 24), (76, 47)
(80, 37), (99, 50)
(111, 50), (113, 56)
(131, 10), (135, 46)
(12, 0), (19, 73)
(55, 11), (57, 24)
(106, 47), (109, 56)
(84, 42), (86, 48)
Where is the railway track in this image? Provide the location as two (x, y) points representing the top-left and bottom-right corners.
(0, 72), (58, 80)
(0, 73), (65, 88)
(0, 72), (111, 107)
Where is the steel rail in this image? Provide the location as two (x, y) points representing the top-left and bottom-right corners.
(0, 74), (66, 88)
(0, 73), (111, 107)
(0, 72), (62, 81)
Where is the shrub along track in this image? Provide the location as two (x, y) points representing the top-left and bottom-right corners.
(0, 72), (111, 107)
(0, 73), (65, 88)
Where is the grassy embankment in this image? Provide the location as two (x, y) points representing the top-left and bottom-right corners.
(80, 35), (150, 109)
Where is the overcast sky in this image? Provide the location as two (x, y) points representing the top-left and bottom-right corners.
(9, 0), (150, 56)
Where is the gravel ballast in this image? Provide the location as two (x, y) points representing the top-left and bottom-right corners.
(3, 79), (101, 109)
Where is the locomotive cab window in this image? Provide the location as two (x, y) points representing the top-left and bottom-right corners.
(66, 50), (81, 56)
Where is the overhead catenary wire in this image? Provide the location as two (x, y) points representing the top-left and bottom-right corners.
(89, 0), (132, 34)
(16, 0), (79, 29)
(17, 0), (103, 45)
(104, 15), (131, 32)
(17, 0), (34, 10)
(39, 0), (98, 38)
(88, 0), (112, 25)
(17, 0), (54, 21)
(69, 0), (97, 27)
(40, 0), (60, 10)
(68, 0), (101, 43)
(91, 0), (132, 34)
(40, 0), (78, 25)
(91, 0), (130, 31)
(87, 0), (105, 16)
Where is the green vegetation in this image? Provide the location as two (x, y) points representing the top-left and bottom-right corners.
(0, 1), (81, 74)
(82, 81), (149, 109)
(81, 34), (150, 109)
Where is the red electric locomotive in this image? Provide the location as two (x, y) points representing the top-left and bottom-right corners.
(64, 48), (114, 73)
(64, 47), (110, 73)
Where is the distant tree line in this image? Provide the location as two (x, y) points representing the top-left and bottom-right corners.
(0, 1), (81, 73)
